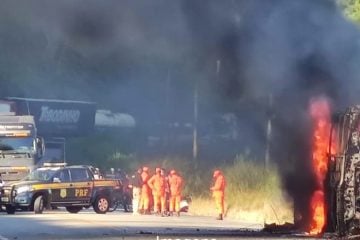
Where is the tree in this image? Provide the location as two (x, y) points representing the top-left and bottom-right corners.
(338, 0), (360, 23)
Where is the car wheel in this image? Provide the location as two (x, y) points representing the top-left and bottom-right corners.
(5, 205), (16, 214)
(93, 195), (109, 214)
(66, 206), (82, 214)
(34, 195), (45, 214)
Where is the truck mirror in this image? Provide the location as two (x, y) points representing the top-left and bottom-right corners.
(36, 137), (45, 158)
(53, 177), (61, 183)
(41, 137), (45, 156)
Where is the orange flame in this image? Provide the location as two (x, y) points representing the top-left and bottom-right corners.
(309, 97), (332, 235)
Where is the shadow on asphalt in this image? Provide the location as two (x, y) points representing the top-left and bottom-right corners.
(0, 209), (324, 240)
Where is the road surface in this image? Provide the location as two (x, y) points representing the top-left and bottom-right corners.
(0, 208), (321, 240)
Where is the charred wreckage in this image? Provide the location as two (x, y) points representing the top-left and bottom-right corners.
(326, 105), (360, 236)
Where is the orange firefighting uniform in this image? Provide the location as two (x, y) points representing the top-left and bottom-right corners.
(168, 171), (183, 213)
(210, 170), (226, 216)
(148, 169), (167, 213)
(139, 167), (151, 212)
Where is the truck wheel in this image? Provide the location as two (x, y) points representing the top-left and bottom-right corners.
(5, 205), (16, 214)
(93, 195), (109, 214)
(66, 206), (82, 214)
(34, 195), (45, 214)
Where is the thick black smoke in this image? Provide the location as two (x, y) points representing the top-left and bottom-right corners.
(0, 0), (360, 229)
(182, 0), (360, 228)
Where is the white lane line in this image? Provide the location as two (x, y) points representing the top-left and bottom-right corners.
(0, 234), (9, 240)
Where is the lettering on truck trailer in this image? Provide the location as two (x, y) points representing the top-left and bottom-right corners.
(39, 106), (80, 123)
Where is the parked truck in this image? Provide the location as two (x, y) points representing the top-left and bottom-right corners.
(0, 98), (96, 182)
(0, 101), (44, 181)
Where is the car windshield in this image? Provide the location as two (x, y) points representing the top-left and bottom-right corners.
(24, 168), (57, 181)
(0, 137), (34, 152)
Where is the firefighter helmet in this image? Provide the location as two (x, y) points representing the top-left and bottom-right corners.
(213, 170), (221, 177)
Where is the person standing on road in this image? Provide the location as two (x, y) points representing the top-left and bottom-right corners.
(168, 169), (183, 216)
(130, 167), (143, 215)
(210, 169), (226, 220)
(139, 166), (151, 214)
(148, 167), (166, 216)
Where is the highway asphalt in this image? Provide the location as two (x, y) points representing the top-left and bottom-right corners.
(0, 208), (322, 240)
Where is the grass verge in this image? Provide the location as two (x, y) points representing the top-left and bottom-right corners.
(186, 156), (294, 225)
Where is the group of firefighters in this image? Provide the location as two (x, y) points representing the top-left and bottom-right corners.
(130, 167), (226, 220)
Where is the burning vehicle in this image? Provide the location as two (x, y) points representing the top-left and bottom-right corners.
(273, 99), (360, 237)
(305, 101), (360, 236)
(324, 105), (360, 236)
(304, 99), (360, 237)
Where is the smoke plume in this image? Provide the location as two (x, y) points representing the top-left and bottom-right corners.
(0, 0), (360, 229)
(182, 0), (360, 228)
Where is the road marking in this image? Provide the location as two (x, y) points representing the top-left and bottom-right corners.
(0, 234), (9, 240)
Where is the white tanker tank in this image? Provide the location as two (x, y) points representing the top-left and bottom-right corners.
(95, 109), (136, 129)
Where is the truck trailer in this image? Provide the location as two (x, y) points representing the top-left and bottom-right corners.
(0, 98), (96, 182)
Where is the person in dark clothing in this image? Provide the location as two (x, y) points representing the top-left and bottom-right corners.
(130, 168), (143, 214)
(114, 168), (131, 212)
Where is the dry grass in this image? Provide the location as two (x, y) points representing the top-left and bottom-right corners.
(137, 155), (294, 225)
(187, 156), (294, 225)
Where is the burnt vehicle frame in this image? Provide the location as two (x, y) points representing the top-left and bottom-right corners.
(326, 105), (360, 236)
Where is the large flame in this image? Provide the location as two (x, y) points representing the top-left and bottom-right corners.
(309, 97), (332, 235)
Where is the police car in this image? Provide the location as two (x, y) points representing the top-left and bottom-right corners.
(0, 164), (121, 214)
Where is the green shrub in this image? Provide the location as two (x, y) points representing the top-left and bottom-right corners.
(66, 138), (292, 223)
(223, 155), (282, 211)
(183, 155), (293, 224)
(66, 133), (135, 171)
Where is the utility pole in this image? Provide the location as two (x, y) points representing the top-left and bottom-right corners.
(193, 79), (198, 161)
(264, 93), (274, 226)
(265, 94), (273, 169)
(165, 69), (171, 147)
(216, 59), (221, 81)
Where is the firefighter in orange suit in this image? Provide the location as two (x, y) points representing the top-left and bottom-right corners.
(139, 166), (151, 214)
(168, 169), (183, 216)
(210, 169), (226, 220)
(148, 167), (166, 216)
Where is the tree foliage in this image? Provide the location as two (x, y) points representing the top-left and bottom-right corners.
(66, 131), (137, 172)
(338, 0), (360, 23)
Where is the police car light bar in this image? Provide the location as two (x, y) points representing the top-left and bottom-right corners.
(43, 162), (67, 167)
